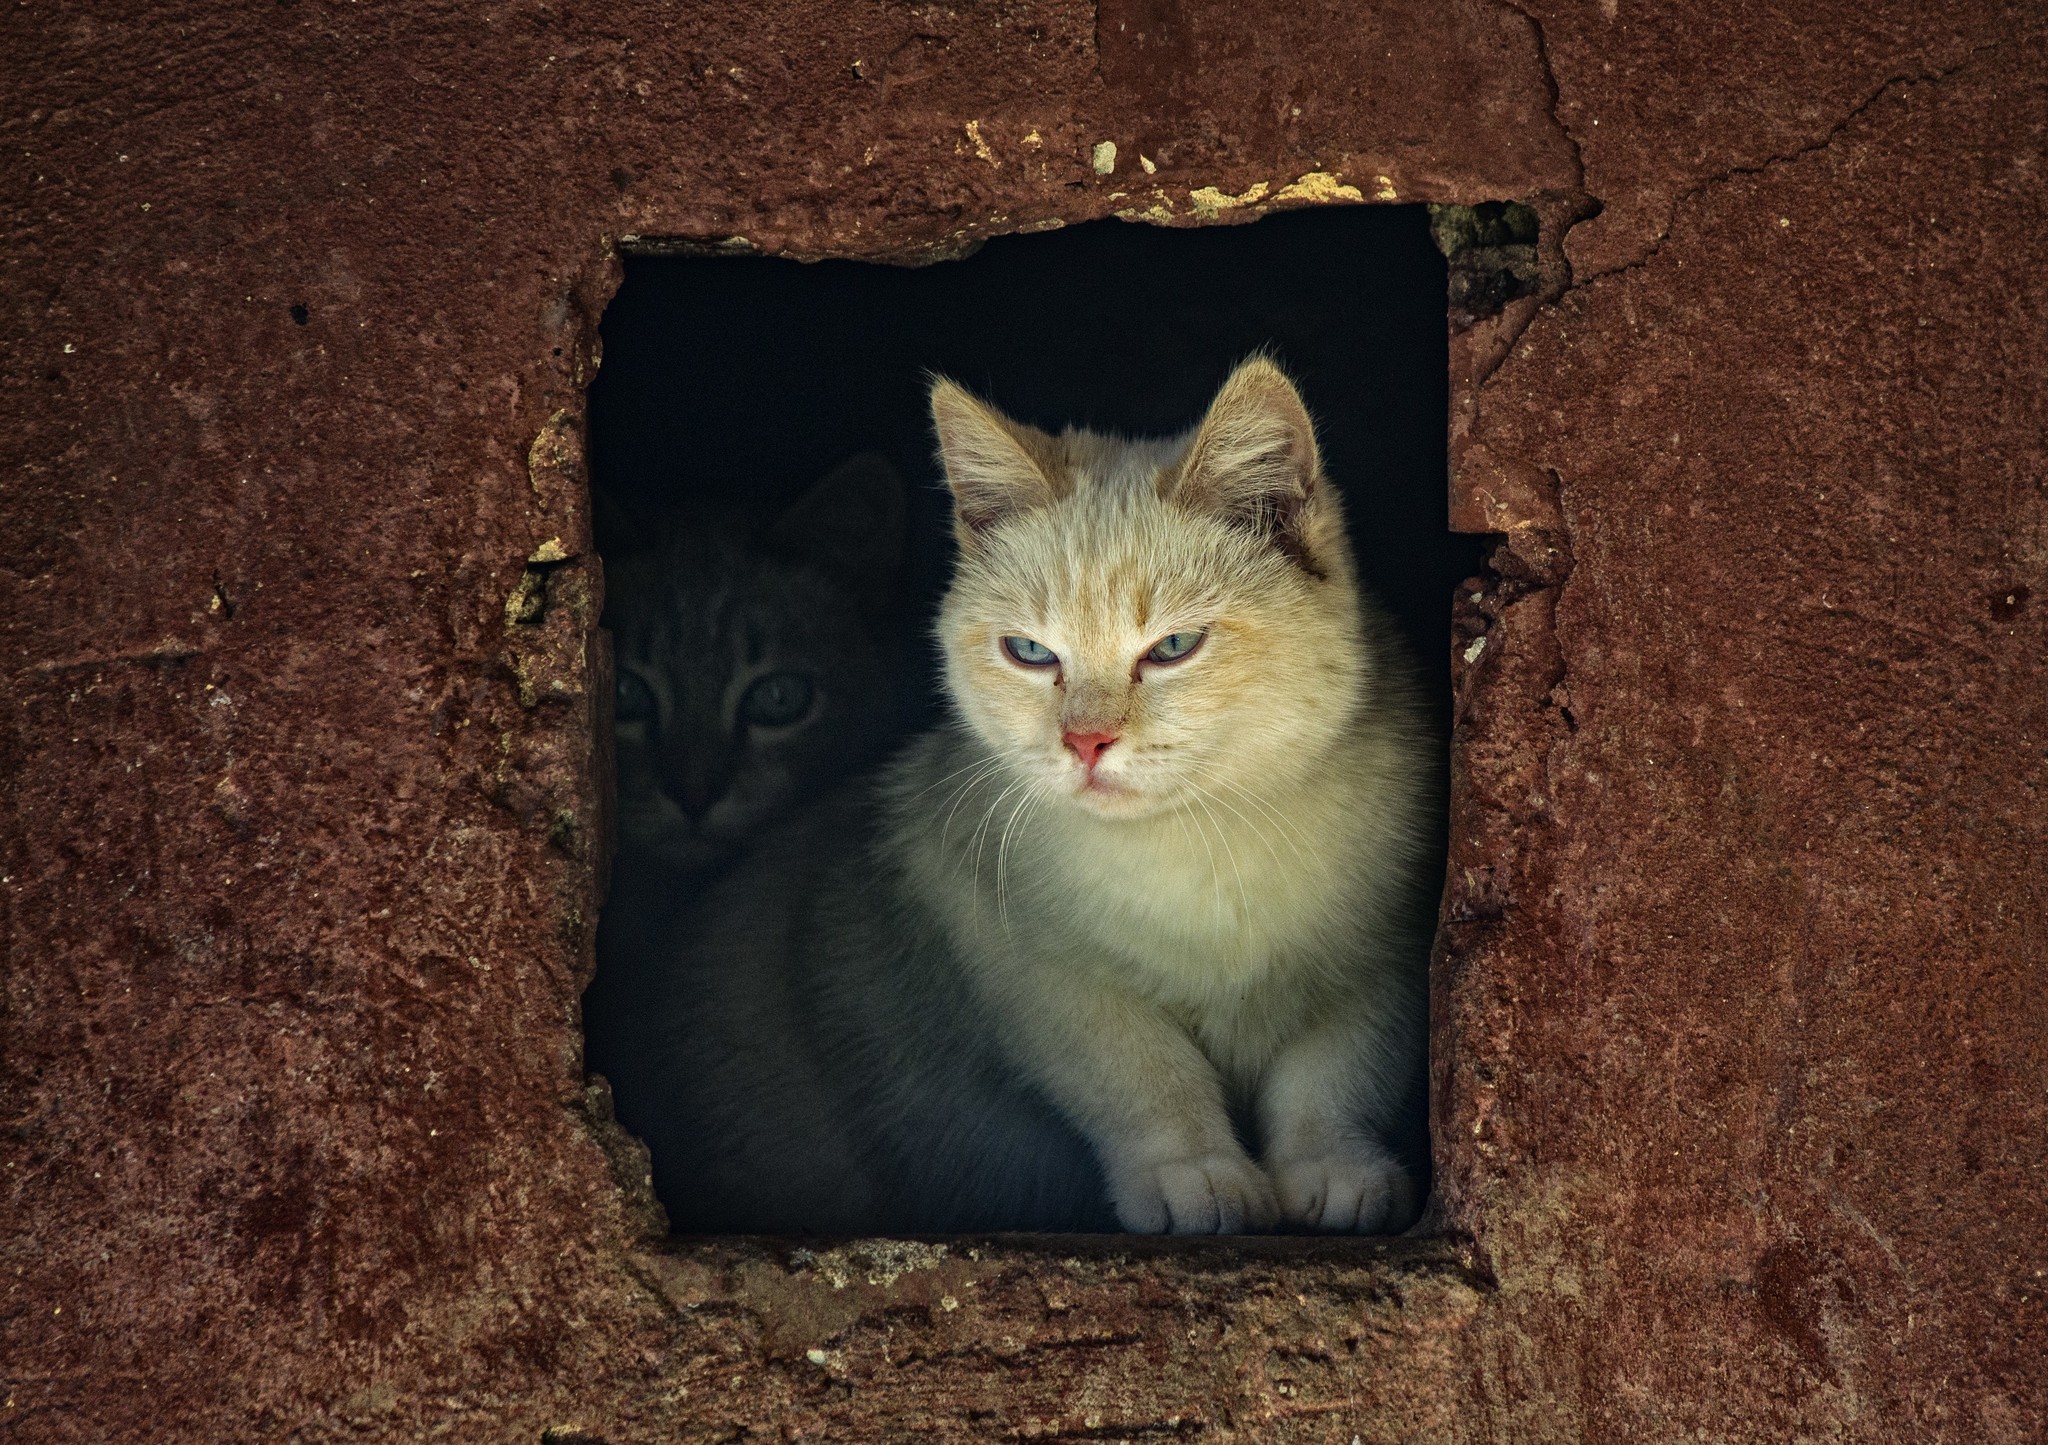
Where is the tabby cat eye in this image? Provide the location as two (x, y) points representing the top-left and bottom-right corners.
(740, 671), (815, 727)
(1002, 636), (1058, 667)
(1144, 630), (1206, 665)
(616, 671), (657, 724)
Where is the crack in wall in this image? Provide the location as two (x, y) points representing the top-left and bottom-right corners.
(1491, 0), (1589, 202)
(1576, 42), (2002, 289)
(1437, 34), (2032, 1410)
(1455, 37), (2015, 981)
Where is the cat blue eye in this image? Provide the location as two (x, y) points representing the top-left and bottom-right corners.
(615, 671), (657, 723)
(1002, 636), (1058, 667)
(1145, 630), (1206, 665)
(740, 671), (815, 727)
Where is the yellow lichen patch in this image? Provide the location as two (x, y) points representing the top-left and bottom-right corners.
(795, 1240), (952, 1290)
(1273, 171), (1367, 205)
(964, 120), (999, 167)
(1373, 175), (1398, 200)
(1188, 180), (1269, 218)
(1115, 203), (1177, 225)
(504, 570), (545, 629)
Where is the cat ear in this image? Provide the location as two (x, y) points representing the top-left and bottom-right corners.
(930, 378), (1059, 544)
(761, 451), (907, 606)
(1169, 356), (1322, 558)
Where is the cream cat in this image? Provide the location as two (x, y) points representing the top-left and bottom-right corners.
(602, 357), (1435, 1234)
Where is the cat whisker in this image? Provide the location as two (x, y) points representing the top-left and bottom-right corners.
(1185, 776), (1285, 878)
(1170, 791), (1230, 921)
(995, 783), (1045, 933)
(1191, 770), (1313, 875)
(938, 755), (1012, 854)
(1184, 784), (1252, 922)
(1217, 775), (1321, 861)
(908, 751), (1015, 806)
(967, 773), (1036, 926)
(1175, 758), (1317, 864)
(1163, 794), (1203, 889)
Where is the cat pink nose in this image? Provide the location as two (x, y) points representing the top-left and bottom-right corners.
(1063, 730), (1119, 767)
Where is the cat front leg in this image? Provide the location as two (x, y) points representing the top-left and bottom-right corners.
(1256, 1012), (1420, 1234)
(990, 968), (1278, 1234)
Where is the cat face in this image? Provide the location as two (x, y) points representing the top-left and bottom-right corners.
(604, 455), (906, 878)
(933, 359), (1368, 821)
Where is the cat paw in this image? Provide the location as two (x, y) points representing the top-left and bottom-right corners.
(1272, 1153), (1416, 1234)
(1110, 1154), (1280, 1234)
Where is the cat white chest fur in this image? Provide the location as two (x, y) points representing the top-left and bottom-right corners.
(1030, 763), (1370, 986)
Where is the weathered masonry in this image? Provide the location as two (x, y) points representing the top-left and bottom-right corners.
(3, 3), (2043, 1441)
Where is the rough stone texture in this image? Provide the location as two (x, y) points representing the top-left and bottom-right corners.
(2, 1), (2041, 1441)
(1442, 23), (2048, 1434)
(1513, 0), (2010, 280)
(625, 1235), (1488, 1441)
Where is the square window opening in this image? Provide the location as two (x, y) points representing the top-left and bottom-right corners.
(583, 205), (1486, 1240)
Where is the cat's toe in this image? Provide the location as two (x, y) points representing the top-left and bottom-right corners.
(1114, 1155), (1278, 1234)
(1273, 1154), (1415, 1234)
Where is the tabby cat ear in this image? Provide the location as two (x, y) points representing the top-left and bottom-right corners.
(1169, 356), (1322, 556)
(761, 452), (907, 610)
(930, 378), (1059, 545)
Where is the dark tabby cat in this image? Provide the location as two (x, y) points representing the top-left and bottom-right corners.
(594, 451), (910, 917)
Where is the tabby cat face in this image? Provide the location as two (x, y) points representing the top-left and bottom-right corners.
(932, 358), (1367, 821)
(605, 455), (905, 878)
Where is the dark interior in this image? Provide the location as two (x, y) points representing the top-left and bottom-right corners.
(585, 203), (1478, 1231)
(591, 204), (1472, 701)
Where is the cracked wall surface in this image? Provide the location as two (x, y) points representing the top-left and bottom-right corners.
(1445, 15), (2048, 1436)
(1508, 0), (2015, 279)
(3, 1), (2043, 1440)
